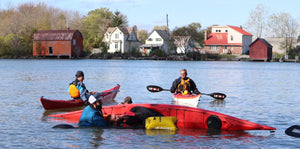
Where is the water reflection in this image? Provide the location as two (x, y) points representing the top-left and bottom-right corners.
(89, 129), (104, 148)
(209, 99), (226, 107)
(145, 129), (255, 139)
(171, 100), (199, 107)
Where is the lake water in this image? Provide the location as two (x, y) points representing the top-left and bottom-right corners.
(0, 59), (299, 148)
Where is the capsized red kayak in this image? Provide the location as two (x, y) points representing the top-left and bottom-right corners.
(48, 103), (276, 131)
(41, 84), (120, 110)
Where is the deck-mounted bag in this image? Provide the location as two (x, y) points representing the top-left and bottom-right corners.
(145, 116), (177, 130)
(69, 84), (80, 98)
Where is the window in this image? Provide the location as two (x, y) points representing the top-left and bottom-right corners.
(49, 47), (53, 54)
(148, 38), (153, 41)
(225, 30), (228, 32)
(115, 34), (119, 39)
(115, 43), (118, 49)
(73, 39), (76, 45)
(231, 35), (233, 41)
(224, 46), (227, 49)
(210, 45), (218, 51)
(216, 30), (218, 32)
(156, 38), (162, 41)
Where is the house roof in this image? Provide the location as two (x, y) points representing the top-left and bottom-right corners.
(228, 25), (253, 36)
(106, 27), (115, 34)
(34, 30), (81, 41)
(108, 26), (133, 36)
(153, 30), (170, 41)
(250, 38), (273, 48)
(205, 33), (229, 45)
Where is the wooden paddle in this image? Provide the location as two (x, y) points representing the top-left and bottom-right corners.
(146, 85), (226, 100)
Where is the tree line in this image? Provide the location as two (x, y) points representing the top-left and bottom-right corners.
(0, 2), (299, 58)
(245, 4), (300, 57)
(0, 2), (128, 58)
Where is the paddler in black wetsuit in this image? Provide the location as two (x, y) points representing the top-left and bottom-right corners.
(106, 106), (163, 128)
(170, 69), (200, 95)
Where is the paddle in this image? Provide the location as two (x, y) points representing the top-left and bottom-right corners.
(146, 85), (226, 100)
(285, 125), (300, 138)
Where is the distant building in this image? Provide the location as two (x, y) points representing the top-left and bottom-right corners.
(103, 26), (140, 54)
(33, 29), (83, 58)
(203, 25), (253, 55)
(263, 37), (299, 55)
(140, 30), (172, 55)
(249, 38), (273, 61)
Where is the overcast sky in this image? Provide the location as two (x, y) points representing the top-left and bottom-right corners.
(1, 0), (300, 31)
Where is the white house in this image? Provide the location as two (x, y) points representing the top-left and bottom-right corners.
(204, 25), (253, 54)
(103, 26), (140, 54)
(140, 30), (171, 55)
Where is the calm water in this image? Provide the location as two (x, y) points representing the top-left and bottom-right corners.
(0, 59), (299, 148)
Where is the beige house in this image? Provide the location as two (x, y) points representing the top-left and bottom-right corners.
(103, 26), (140, 53)
(203, 25), (253, 54)
(263, 37), (299, 55)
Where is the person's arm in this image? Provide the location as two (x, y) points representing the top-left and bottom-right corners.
(190, 79), (200, 94)
(77, 82), (88, 101)
(170, 78), (179, 93)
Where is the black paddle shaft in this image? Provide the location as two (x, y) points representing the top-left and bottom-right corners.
(146, 85), (226, 100)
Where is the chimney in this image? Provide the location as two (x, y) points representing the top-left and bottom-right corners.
(204, 29), (207, 42)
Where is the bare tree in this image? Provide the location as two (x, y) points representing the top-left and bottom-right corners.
(268, 12), (299, 54)
(245, 4), (269, 38)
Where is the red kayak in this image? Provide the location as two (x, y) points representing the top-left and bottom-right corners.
(49, 103), (276, 131)
(41, 84), (120, 110)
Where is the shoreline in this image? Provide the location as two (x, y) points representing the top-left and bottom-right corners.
(0, 54), (298, 63)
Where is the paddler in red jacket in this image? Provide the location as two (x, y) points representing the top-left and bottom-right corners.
(170, 69), (200, 95)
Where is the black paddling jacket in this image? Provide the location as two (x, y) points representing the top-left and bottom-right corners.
(170, 77), (200, 94)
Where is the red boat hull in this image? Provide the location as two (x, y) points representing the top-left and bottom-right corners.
(41, 84), (120, 110)
(49, 103), (276, 131)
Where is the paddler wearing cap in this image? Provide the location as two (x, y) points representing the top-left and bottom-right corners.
(78, 95), (107, 127)
(68, 71), (90, 103)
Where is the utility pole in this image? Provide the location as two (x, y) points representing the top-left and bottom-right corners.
(166, 14), (169, 30)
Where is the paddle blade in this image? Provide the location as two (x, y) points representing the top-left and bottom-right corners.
(285, 125), (300, 138)
(147, 85), (164, 92)
(210, 93), (226, 100)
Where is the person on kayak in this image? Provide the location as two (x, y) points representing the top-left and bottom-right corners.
(78, 95), (107, 127)
(69, 71), (90, 103)
(106, 106), (163, 128)
(121, 96), (133, 104)
(170, 69), (200, 95)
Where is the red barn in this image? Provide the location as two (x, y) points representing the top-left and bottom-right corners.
(249, 38), (272, 61)
(33, 29), (83, 58)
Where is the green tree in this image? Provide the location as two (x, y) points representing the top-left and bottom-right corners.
(111, 11), (128, 27)
(172, 22), (204, 46)
(81, 8), (114, 51)
(138, 29), (148, 44)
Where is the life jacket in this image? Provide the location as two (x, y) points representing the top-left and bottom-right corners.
(69, 84), (80, 98)
(177, 78), (191, 94)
